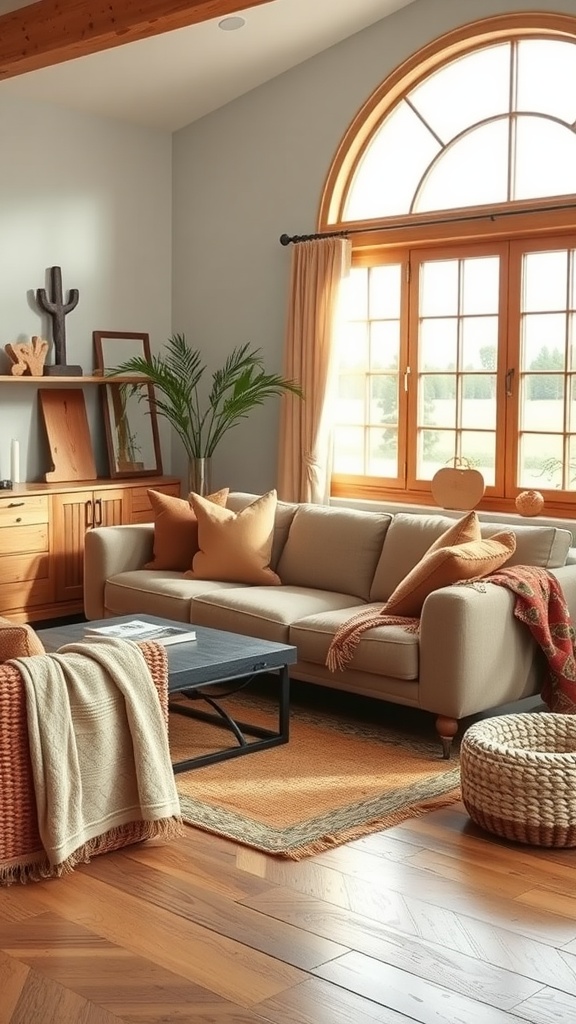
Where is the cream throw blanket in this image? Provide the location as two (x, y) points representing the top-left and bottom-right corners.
(16, 636), (182, 873)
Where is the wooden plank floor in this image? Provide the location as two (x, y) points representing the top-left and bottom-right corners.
(2, 801), (576, 1024)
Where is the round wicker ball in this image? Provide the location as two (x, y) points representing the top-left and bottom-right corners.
(461, 714), (576, 847)
(515, 490), (544, 516)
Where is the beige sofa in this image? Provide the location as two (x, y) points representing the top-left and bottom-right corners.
(84, 493), (576, 755)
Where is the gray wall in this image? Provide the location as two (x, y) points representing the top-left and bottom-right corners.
(0, 96), (172, 481)
(172, 0), (576, 493)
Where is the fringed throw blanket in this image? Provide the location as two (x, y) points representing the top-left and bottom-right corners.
(326, 565), (576, 714)
(15, 636), (182, 879)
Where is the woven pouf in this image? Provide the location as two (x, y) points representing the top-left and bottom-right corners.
(461, 713), (576, 847)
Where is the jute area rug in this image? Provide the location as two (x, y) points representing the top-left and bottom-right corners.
(171, 686), (462, 860)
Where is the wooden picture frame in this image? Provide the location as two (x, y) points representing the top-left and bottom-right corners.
(93, 330), (163, 478)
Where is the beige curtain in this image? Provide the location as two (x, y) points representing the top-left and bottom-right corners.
(277, 236), (351, 504)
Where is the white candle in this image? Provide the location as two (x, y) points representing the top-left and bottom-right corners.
(10, 439), (19, 484)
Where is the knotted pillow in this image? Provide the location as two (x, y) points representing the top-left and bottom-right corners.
(144, 487), (229, 571)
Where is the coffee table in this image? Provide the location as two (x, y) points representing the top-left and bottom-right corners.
(38, 614), (297, 773)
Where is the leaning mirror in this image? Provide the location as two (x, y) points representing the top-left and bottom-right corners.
(93, 331), (162, 478)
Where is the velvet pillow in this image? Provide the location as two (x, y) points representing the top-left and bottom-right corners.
(0, 616), (45, 661)
(144, 487), (229, 571)
(383, 531), (517, 618)
(186, 489), (281, 586)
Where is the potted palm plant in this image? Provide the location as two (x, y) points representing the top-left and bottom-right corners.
(108, 333), (302, 493)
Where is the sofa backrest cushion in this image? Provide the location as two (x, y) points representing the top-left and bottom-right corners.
(277, 504), (393, 600)
(479, 521), (572, 570)
(226, 492), (297, 570)
(370, 512), (572, 601)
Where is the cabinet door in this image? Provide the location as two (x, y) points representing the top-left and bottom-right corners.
(53, 488), (127, 601)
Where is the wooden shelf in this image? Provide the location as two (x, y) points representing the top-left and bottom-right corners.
(0, 374), (150, 384)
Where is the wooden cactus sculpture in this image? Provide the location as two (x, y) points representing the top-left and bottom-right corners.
(36, 266), (82, 375)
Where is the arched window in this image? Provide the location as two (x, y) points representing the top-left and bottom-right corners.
(321, 14), (576, 516)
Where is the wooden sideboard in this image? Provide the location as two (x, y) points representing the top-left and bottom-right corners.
(0, 476), (180, 623)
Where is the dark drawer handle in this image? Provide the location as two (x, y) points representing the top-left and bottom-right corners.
(7, 501), (24, 507)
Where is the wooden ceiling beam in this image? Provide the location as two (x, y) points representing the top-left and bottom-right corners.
(0, 0), (271, 80)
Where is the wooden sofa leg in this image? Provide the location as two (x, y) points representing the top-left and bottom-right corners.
(436, 716), (459, 759)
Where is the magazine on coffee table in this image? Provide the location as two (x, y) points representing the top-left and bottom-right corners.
(84, 619), (197, 646)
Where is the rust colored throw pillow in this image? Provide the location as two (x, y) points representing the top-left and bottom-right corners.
(426, 509), (481, 553)
(186, 489), (281, 586)
(144, 487), (229, 571)
(0, 616), (45, 661)
(383, 531), (517, 618)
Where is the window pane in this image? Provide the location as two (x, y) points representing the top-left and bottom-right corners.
(409, 45), (510, 143)
(462, 257), (499, 315)
(461, 376), (497, 428)
(333, 426), (364, 473)
(567, 437), (576, 490)
(370, 375), (398, 424)
(514, 116), (576, 201)
(336, 376), (365, 423)
(368, 426), (398, 476)
(460, 431), (496, 487)
(417, 429), (454, 479)
(521, 377), (564, 431)
(462, 317), (498, 370)
(517, 40), (576, 122)
(522, 252), (568, 312)
(420, 318), (458, 370)
(518, 433), (564, 488)
(344, 102), (440, 220)
(335, 321), (369, 369)
(370, 322), (399, 369)
(421, 376), (456, 427)
(522, 313), (566, 367)
(369, 265), (401, 318)
(416, 120), (509, 212)
(420, 260), (459, 317)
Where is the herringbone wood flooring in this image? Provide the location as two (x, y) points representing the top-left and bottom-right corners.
(2, 802), (576, 1024)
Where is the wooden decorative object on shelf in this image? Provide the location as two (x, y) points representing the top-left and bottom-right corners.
(38, 388), (97, 482)
(5, 337), (48, 376)
(515, 490), (544, 516)
(431, 458), (485, 510)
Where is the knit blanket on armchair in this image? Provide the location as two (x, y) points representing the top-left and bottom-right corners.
(327, 565), (576, 714)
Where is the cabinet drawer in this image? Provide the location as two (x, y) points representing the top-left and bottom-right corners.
(0, 552), (50, 585)
(0, 523), (49, 555)
(0, 495), (49, 527)
(0, 576), (54, 613)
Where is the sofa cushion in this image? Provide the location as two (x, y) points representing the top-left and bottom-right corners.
(383, 531), (517, 618)
(144, 487), (229, 571)
(187, 489), (281, 585)
(104, 571), (243, 621)
(191, 586), (363, 644)
(276, 504), (393, 600)
(479, 521), (572, 570)
(290, 604), (419, 680)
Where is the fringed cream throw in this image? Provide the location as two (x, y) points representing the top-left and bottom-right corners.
(15, 636), (182, 877)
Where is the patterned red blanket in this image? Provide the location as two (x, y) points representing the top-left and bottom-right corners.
(326, 564), (576, 714)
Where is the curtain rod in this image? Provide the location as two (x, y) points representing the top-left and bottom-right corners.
(279, 200), (576, 245)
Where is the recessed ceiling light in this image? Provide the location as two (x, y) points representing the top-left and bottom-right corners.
(218, 16), (246, 31)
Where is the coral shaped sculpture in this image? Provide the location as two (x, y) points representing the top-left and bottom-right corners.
(515, 490), (544, 517)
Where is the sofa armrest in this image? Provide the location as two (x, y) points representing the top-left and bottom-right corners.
(84, 524), (154, 620)
(418, 582), (543, 721)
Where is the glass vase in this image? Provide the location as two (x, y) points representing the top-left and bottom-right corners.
(188, 457), (212, 497)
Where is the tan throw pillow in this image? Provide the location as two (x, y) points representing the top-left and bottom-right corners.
(383, 532), (517, 618)
(186, 489), (281, 586)
(144, 487), (229, 571)
(0, 616), (45, 661)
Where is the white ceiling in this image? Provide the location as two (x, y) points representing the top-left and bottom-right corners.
(0, 0), (416, 131)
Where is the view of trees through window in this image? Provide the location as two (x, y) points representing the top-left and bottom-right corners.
(327, 20), (576, 509)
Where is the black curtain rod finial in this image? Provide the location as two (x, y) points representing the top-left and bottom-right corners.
(279, 233), (292, 246)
